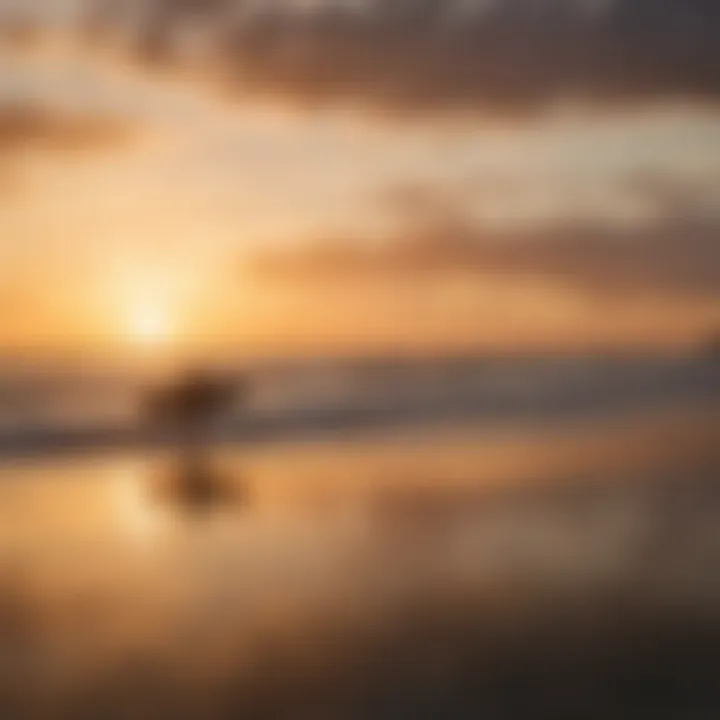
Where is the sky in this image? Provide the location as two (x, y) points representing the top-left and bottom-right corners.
(1, 0), (719, 358)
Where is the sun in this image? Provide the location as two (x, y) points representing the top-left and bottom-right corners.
(109, 264), (189, 351)
(127, 305), (172, 345)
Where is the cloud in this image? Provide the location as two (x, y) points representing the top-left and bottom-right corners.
(0, 102), (132, 154)
(0, 101), (136, 202)
(251, 177), (720, 299)
(70, 0), (720, 116)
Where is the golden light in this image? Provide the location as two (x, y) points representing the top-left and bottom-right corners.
(109, 462), (169, 545)
(104, 260), (209, 355)
(108, 263), (181, 349)
(127, 304), (173, 345)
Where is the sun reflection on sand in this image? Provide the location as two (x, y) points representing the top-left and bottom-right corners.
(109, 461), (171, 545)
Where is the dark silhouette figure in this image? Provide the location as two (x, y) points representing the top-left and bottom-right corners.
(143, 368), (248, 509)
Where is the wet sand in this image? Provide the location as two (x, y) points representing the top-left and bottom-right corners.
(1, 408), (719, 718)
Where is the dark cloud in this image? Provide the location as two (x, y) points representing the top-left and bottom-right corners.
(75, 0), (720, 115)
(251, 178), (720, 298)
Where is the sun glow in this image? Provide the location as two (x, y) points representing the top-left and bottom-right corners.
(111, 463), (168, 545)
(109, 264), (186, 350)
(128, 304), (173, 345)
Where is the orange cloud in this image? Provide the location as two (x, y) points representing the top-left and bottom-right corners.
(252, 176), (720, 301)
(0, 102), (133, 155)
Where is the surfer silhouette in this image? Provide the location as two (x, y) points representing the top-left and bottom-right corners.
(143, 368), (247, 508)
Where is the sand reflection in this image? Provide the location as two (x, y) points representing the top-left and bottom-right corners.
(1, 412), (719, 718)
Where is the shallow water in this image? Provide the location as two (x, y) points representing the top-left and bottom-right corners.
(1, 412), (719, 719)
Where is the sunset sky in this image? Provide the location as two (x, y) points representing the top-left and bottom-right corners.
(1, 0), (719, 357)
